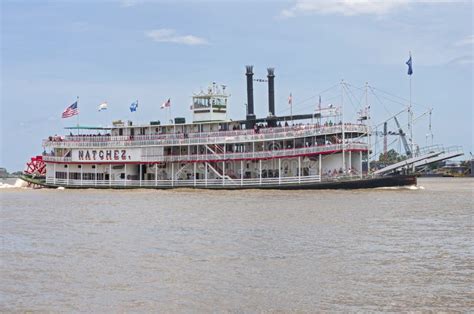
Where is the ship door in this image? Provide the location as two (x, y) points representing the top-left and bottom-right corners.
(141, 164), (146, 180)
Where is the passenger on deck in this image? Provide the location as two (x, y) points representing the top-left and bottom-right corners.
(254, 124), (260, 134)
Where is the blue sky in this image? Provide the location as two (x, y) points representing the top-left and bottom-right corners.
(1, 0), (473, 171)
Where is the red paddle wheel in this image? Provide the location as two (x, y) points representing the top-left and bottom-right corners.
(25, 155), (46, 176)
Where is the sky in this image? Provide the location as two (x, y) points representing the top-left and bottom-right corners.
(1, 0), (473, 171)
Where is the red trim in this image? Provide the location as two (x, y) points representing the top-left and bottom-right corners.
(180, 149), (367, 163)
(46, 161), (165, 165)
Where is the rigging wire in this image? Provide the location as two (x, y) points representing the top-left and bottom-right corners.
(342, 83), (364, 114)
(370, 86), (431, 111)
(278, 83), (340, 114)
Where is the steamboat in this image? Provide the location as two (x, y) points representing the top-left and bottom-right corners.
(22, 66), (423, 189)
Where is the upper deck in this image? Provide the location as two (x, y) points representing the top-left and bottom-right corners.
(43, 123), (369, 149)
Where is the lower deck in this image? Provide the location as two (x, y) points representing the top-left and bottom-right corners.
(45, 152), (365, 188)
(26, 173), (416, 190)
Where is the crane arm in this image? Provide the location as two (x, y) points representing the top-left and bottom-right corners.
(393, 116), (411, 156)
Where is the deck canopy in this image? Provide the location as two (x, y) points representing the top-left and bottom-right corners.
(64, 125), (112, 130)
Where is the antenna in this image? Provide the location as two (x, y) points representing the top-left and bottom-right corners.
(428, 108), (433, 145)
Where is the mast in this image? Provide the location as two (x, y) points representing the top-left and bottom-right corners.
(341, 80), (345, 173)
(428, 109), (433, 146)
(408, 51), (414, 159)
(409, 76), (413, 156)
(365, 82), (371, 176)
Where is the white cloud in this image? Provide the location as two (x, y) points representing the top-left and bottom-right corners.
(145, 29), (209, 45)
(280, 0), (469, 18)
(120, 0), (144, 8)
(448, 55), (473, 65)
(280, 0), (410, 18)
(454, 35), (474, 47)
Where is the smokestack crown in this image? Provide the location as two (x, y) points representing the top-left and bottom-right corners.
(246, 65), (254, 75)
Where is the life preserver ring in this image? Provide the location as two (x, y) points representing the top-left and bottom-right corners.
(267, 142), (281, 150)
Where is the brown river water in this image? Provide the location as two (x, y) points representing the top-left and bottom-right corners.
(1, 177), (473, 312)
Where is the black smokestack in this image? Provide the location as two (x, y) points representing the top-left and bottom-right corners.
(245, 65), (255, 121)
(267, 68), (275, 116)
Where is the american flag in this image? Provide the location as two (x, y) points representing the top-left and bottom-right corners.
(62, 101), (79, 118)
(161, 98), (171, 109)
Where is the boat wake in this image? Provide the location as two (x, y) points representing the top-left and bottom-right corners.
(0, 178), (30, 189)
(375, 185), (424, 190)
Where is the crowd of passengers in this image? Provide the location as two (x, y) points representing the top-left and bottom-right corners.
(252, 120), (343, 133)
(48, 133), (111, 142)
(164, 136), (359, 156)
(49, 120), (355, 142)
(324, 167), (360, 177)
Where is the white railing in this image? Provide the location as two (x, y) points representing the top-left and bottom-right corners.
(43, 156), (72, 162)
(46, 174), (322, 188)
(43, 124), (368, 148)
(42, 143), (368, 163)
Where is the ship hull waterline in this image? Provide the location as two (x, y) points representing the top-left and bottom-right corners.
(20, 175), (417, 190)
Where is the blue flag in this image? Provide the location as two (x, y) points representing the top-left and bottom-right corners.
(130, 100), (138, 112)
(406, 54), (413, 75)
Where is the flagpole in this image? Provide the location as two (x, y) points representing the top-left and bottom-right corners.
(318, 95), (322, 126)
(290, 93), (293, 125)
(409, 74), (412, 150)
(365, 83), (371, 176)
(406, 51), (415, 160)
(290, 103), (293, 124)
(76, 96), (79, 135)
(341, 80), (345, 173)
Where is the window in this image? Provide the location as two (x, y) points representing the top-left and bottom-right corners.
(83, 173), (95, 180)
(55, 172), (67, 179)
(70, 172), (81, 180)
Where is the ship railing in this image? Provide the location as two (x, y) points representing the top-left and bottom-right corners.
(416, 144), (445, 156)
(416, 144), (463, 157)
(41, 143), (368, 163)
(150, 143), (368, 162)
(43, 156), (72, 162)
(443, 145), (464, 154)
(42, 124), (368, 148)
(46, 174), (322, 187)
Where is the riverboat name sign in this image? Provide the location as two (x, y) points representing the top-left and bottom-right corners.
(72, 149), (142, 162)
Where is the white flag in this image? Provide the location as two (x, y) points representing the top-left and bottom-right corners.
(161, 98), (171, 109)
(98, 102), (108, 111)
